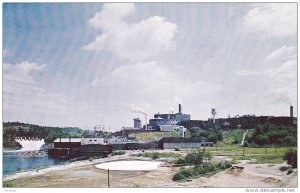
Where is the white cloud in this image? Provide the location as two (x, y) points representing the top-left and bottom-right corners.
(93, 61), (222, 122)
(88, 3), (135, 30)
(91, 77), (100, 87)
(243, 3), (296, 37)
(236, 70), (263, 76)
(269, 59), (297, 80)
(265, 46), (297, 62)
(264, 46), (297, 106)
(227, 6), (235, 18)
(83, 3), (178, 62)
(3, 61), (96, 127)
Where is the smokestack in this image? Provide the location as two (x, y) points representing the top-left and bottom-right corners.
(179, 104), (182, 114)
(290, 106), (293, 118)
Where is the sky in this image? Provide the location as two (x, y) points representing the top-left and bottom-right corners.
(3, 3), (297, 131)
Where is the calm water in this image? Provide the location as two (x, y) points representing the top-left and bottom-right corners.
(3, 151), (64, 175)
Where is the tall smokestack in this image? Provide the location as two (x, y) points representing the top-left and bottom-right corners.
(179, 104), (182, 114)
(290, 106), (293, 118)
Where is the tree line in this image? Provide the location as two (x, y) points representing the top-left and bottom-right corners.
(3, 122), (81, 149)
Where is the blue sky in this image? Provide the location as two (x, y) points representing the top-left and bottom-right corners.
(3, 3), (297, 130)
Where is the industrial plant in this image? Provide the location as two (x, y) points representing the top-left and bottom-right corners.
(47, 104), (296, 159)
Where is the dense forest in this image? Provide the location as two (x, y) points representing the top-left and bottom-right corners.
(187, 123), (297, 147)
(247, 123), (297, 147)
(3, 122), (82, 149)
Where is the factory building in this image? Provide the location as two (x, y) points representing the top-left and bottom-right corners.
(133, 118), (142, 129)
(158, 137), (213, 150)
(153, 104), (191, 123)
(148, 104), (191, 131)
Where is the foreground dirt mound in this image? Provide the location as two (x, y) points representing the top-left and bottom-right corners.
(226, 166), (244, 176)
(262, 177), (282, 184)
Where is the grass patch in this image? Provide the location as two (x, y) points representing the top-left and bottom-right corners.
(230, 154), (284, 164)
(129, 131), (178, 141)
(131, 152), (182, 160)
(206, 144), (293, 157)
(3, 180), (14, 187)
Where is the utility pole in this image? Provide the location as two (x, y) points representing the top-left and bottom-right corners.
(108, 169), (110, 188)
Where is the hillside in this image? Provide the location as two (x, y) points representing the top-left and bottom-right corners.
(219, 129), (255, 146)
(129, 131), (179, 141)
(3, 122), (82, 149)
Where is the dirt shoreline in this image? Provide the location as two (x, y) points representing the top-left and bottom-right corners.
(3, 152), (159, 181)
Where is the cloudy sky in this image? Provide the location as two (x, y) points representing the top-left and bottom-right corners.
(3, 3), (297, 130)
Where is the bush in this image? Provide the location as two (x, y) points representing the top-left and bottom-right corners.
(88, 156), (97, 162)
(287, 168), (294, 175)
(243, 141), (249, 147)
(174, 158), (185, 165)
(175, 147), (180, 151)
(205, 163), (216, 172)
(152, 152), (159, 159)
(172, 171), (187, 181)
(283, 148), (297, 168)
(196, 165), (207, 174)
(185, 150), (212, 166)
(224, 161), (232, 168)
(279, 166), (289, 172)
(3, 180), (14, 187)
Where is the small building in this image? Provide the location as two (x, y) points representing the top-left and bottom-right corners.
(159, 125), (180, 132)
(178, 126), (186, 138)
(133, 118), (142, 129)
(158, 137), (213, 150)
(80, 144), (112, 157)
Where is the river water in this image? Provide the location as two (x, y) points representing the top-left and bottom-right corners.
(3, 151), (64, 176)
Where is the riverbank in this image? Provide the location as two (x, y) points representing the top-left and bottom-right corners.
(3, 150), (168, 181)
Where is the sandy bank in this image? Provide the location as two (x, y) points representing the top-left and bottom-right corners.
(3, 152), (165, 181)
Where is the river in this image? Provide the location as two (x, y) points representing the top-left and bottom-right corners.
(3, 151), (64, 176)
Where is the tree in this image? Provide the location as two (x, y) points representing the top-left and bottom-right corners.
(283, 148), (297, 168)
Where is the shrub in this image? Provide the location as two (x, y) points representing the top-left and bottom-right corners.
(287, 168), (293, 175)
(151, 152), (159, 160)
(88, 156), (97, 162)
(196, 165), (207, 174)
(205, 163), (217, 172)
(172, 171), (187, 181)
(175, 147), (180, 151)
(283, 148), (297, 168)
(243, 141), (249, 147)
(3, 180), (14, 187)
(174, 158), (185, 165)
(279, 166), (289, 172)
(224, 161), (232, 168)
(185, 150), (212, 166)
(133, 183), (140, 187)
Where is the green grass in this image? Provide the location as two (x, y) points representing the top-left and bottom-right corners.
(206, 144), (291, 156)
(131, 152), (182, 159)
(205, 142), (294, 165)
(230, 154), (285, 164)
(3, 180), (14, 187)
(129, 131), (179, 141)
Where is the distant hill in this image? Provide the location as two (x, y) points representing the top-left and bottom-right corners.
(3, 122), (82, 148)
